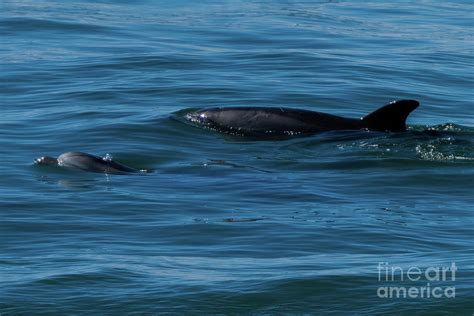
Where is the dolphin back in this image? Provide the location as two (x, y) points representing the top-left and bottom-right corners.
(57, 152), (137, 174)
(361, 100), (419, 132)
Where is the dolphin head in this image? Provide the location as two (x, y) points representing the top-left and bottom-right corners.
(34, 156), (58, 166)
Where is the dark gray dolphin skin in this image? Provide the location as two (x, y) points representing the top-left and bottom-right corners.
(185, 100), (420, 137)
(35, 152), (138, 174)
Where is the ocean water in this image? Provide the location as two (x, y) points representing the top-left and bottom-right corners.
(1, 0), (473, 314)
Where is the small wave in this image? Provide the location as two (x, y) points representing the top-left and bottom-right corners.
(223, 217), (266, 222)
(416, 144), (474, 162)
(0, 17), (113, 34)
(415, 137), (474, 162)
(423, 123), (474, 133)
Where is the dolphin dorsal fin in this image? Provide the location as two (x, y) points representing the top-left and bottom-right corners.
(361, 100), (420, 132)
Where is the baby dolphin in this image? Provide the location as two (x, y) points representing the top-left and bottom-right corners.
(185, 100), (420, 138)
(35, 152), (138, 174)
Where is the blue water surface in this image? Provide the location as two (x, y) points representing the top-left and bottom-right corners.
(1, 0), (473, 314)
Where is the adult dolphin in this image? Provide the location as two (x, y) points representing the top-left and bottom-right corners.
(35, 152), (139, 174)
(185, 100), (420, 138)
